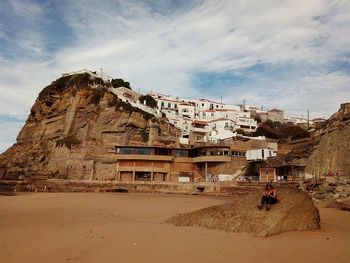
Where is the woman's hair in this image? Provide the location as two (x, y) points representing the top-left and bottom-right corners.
(265, 183), (274, 190)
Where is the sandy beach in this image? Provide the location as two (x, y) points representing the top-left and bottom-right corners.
(1, 193), (349, 263)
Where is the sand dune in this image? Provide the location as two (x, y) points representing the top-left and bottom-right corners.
(1, 193), (349, 263)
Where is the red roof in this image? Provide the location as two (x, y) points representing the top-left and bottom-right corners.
(215, 109), (233, 112)
(151, 95), (178, 103)
(208, 117), (234, 123)
(268, 108), (283, 112)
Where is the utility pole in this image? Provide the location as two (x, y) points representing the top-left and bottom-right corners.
(100, 67), (103, 87)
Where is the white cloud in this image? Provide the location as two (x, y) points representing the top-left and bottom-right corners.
(0, 0), (350, 152)
(9, 0), (43, 17)
(0, 120), (24, 153)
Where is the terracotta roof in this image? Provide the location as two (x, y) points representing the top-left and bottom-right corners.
(268, 108), (283, 112)
(152, 96), (178, 103)
(215, 109), (234, 112)
(207, 117), (235, 123)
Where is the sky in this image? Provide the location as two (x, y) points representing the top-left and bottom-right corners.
(0, 0), (350, 152)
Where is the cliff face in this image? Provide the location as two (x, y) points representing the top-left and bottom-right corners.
(0, 73), (180, 181)
(304, 103), (350, 176)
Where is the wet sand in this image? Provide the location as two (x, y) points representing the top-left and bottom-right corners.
(0, 193), (349, 263)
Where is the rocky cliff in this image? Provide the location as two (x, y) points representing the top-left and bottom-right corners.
(0, 73), (180, 181)
(276, 103), (350, 177)
(305, 103), (350, 176)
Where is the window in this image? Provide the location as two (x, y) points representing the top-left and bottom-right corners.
(262, 149), (265, 159)
(216, 105), (219, 108)
(211, 113), (214, 116)
(161, 102), (164, 107)
(210, 104), (213, 109)
(224, 122), (229, 128)
(174, 150), (188, 157)
(202, 103), (204, 106)
(168, 103), (171, 108)
(174, 104), (177, 109)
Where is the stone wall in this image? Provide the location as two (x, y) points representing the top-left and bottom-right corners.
(204, 157), (247, 176)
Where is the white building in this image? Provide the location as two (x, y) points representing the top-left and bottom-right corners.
(110, 86), (140, 103)
(62, 68), (112, 82)
(178, 102), (195, 119)
(207, 118), (237, 141)
(150, 92), (258, 144)
(246, 148), (276, 161)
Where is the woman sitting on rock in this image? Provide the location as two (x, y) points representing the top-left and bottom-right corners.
(257, 183), (277, 211)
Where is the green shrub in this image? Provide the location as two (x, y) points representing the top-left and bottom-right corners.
(38, 73), (91, 100)
(253, 120), (310, 141)
(89, 88), (105, 105)
(111, 78), (132, 89)
(139, 95), (157, 108)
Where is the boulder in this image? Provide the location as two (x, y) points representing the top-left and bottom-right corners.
(318, 184), (335, 194)
(166, 187), (320, 237)
(341, 197), (350, 212)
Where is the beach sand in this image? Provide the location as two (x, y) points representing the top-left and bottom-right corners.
(0, 193), (349, 263)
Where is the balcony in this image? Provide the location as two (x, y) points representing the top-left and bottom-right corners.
(192, 155), (231, 163)
(116, 154), (173, 161)
(192, 127), (209, 133)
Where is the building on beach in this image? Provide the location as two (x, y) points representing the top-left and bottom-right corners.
(113, 144), (247, 183)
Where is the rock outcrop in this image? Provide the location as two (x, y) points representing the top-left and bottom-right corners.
(0, 73), (180, 181)
(166, 187), (320, 237)
(305, 103), (350, 176)
(277, 103), (350, 177)
(304, 175), (350, 211)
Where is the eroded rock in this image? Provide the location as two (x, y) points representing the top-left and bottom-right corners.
(166, 187), (320, 237)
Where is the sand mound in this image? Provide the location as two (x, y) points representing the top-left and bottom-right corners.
(166, 188), (320, 237)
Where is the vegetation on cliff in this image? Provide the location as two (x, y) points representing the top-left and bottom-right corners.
(56, 135), (82, 149)
(38, 73), (94, 100)
(111, 78), (131, 89)
(139, 95), (157, 108)
(253, 120), (310, 141)
(107, 93), (154, 120)
(90, 88), (105, 105)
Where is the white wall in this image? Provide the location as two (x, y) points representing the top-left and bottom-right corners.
(246, 148), (276, 161)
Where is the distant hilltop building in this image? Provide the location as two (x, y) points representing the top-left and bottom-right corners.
(267, 108), (284, 123)
(62, 68), (113, 82)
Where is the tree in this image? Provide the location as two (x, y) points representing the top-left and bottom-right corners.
(111, 78), (132, 89)
(139, 95), (157, 108)
(253, 120), (310, 141)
